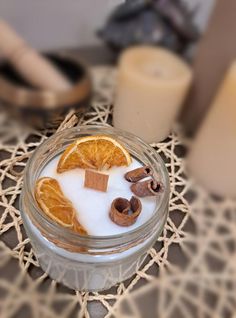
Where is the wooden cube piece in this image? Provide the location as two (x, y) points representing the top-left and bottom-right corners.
(84, 170), (109, 192)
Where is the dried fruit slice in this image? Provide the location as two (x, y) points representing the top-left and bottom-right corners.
(57, 135), (132, 173)
(35, 177), (87, 235)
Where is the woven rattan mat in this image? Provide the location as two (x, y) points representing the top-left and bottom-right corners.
(0, 66), (236, 318)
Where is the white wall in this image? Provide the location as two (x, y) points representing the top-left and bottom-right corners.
(0, 0), (215, 51)
(184, 0), (215, 31)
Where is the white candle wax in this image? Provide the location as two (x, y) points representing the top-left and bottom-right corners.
(40, 155), (157, 236)
(113, 46), (192, 142)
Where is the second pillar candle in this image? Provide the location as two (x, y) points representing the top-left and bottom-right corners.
(113, 46), (192, 143)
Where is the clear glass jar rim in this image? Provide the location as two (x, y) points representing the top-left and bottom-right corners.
(23, 125), (170, 246)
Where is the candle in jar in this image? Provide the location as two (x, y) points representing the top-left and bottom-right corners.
(187, 61), (236, 197)
(21, 129), (169, 291)
(113, 46), (192, 142)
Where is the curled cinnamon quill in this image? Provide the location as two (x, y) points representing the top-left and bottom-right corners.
(109, 196), (142, 226)
(124, 166), (153, 182)
(131, 179), (163, 197)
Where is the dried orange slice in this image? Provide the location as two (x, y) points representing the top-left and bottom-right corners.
(57, 135), (132, 173)
(35, 177), (87, 235)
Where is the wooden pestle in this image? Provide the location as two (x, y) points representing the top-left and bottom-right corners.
(0, 20), (71, 91)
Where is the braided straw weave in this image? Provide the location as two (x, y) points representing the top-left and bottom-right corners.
(0, 66), (236, 318)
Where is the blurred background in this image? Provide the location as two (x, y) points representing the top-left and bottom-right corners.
(1, 1), (236, 318)
(0, 0), (214, 50)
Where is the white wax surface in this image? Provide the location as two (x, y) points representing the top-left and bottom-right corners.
(40, 156), (157, 236)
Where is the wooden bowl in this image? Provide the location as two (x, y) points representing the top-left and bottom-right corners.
(0, 52), (92, 128)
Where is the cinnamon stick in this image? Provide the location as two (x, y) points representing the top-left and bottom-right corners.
(124, 166), (153, 182)
(131, 179), (163, 197)
(109, 196), (142, 226)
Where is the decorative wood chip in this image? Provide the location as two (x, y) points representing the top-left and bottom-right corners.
(84, 169), (109, 192)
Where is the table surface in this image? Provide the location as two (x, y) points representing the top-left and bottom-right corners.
(0, 50), (236, 318)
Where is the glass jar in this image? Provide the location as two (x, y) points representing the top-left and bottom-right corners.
(20, 125), (169, 291)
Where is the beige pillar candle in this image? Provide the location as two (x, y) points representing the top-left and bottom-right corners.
(188, 61), (236, 197)
(113, 46), (192, 143)
(0, 20), (71, 91)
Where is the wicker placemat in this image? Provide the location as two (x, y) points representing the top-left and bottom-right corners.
(0, 66), (236, 318)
